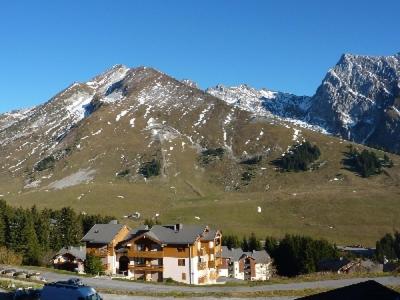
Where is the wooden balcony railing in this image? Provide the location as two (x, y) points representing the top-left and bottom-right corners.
(87, 248), (108, 257)
(129, 264), (163, 272)
(198, 261), (207, 270)
(208, 261), (216, 268)
(128, 250), (164, 259)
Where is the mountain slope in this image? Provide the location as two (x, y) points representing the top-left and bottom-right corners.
(0, 65), (399, 245)
(308, 53), (400, 152)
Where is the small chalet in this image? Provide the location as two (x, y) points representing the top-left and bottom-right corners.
(218, 246), (272, 281)
(53, 246), (86, 273)
(81, 220), (130, 274)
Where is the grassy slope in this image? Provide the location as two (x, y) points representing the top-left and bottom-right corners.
(2, 120), (399, 247)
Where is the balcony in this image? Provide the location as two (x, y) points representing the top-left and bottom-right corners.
(129, 250), (164, 259)
(87, 248), (108, 257)
(129, 264), (163, 272)
(198, 261), (207, 270)
(208, 261), (216, 268)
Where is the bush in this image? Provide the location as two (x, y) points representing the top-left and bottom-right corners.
(84, 254), (104, 275)
(34, 156), (55, 171)
(275, 142), (321, 171)
(139, 159), (161, 178)
(241, 171), (254, 182)
(344, 146), (390, 178)
(116, 169), (130, 177)
(199, 147), (225, 164)
(240, 155), (262, 165)
(0, 246), (23, 265)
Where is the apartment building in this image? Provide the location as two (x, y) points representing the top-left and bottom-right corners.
(218, 246), (272, 281)
(115, 224), (222, 284)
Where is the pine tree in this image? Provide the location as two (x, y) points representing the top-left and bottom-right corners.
(248, 232), (262, 251)
(85, 254), (104, 275)
(241, 236), (249, 252)
(20, 214), (41, 265)
(264, 236), (279, 256)
(56, 207), (82, 248)
(0, 200), (8, 246)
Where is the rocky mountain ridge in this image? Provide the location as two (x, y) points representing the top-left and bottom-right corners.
(208, 53), (400, 153)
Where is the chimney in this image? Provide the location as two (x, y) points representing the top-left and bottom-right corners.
(175, 224), (183, 231)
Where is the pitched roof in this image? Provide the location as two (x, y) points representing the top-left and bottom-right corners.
(220, 246), (244, 261)
(55, 246), (86, 261)
(122, 224), (216, 246)
(219, 247), (271, 264)
(81, 223), (124, 244)
(248, 250), (271, 264)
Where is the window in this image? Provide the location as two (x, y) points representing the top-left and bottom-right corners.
(178, 259), (185, 266)
(182, 273), (186, 280)
(177, 247), (185, 252)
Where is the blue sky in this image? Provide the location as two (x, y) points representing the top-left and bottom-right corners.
(0, 0), (399, 112)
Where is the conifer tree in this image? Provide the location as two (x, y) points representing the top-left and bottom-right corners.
(248, 232), (262, 251)
(241, 236), (249, 252)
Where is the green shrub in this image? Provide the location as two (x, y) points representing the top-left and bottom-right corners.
(84, 254), (104, 275)
(240, 155), (262, 165)
(199, 147), (225, 164)
(344, 146), (391, 178)
(139, 159), (161, 178)
(116, 169), (130, 177)
(34, 156), (55, 171)
(275, 142), (321, 171)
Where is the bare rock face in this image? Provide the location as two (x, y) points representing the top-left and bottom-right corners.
(308, 53), (400, 152)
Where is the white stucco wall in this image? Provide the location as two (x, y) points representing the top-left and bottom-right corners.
(163, 257), (190, 284)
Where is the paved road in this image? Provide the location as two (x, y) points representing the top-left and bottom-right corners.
(2, 266), (400, 296)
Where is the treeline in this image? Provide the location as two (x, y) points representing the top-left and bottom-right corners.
(375, 232), (400, 263)
(345, 145), (393, 178)
(0, 200), (115, 266)
(223, 233), (338, 277)
(275, 141), (321, 172)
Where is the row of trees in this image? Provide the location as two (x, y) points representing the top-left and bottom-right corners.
(223, 233), (338, 277)
(0, 200), (114, 266)
(375, 232), (400, 263)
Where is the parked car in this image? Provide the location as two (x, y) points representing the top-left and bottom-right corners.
(40, 278), (102, 300)
(13, 288), (41, 300)
(3, 269), (17, 276)
(13, 271), (28, 279)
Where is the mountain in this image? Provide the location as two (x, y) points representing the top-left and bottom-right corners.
(206, 84), (323, 132)
(308, 53), (400, 153)
(208, 53), (400, 153)
(0, 64), (399, 245)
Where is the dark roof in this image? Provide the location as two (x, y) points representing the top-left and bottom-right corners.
(318, 258), (352, 272)
(248, 250), (271, 264)
(297, 280), (400, 300)
(55, 246), (86, 261)
(219, 247), (271, 264)
(121, 224), (216, 245)
(202, 229), (218, 241)
(81, 223), (124, 244)
(220, 246), (244, 261)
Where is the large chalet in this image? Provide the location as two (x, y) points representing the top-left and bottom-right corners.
(80, 221), (222, 285)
